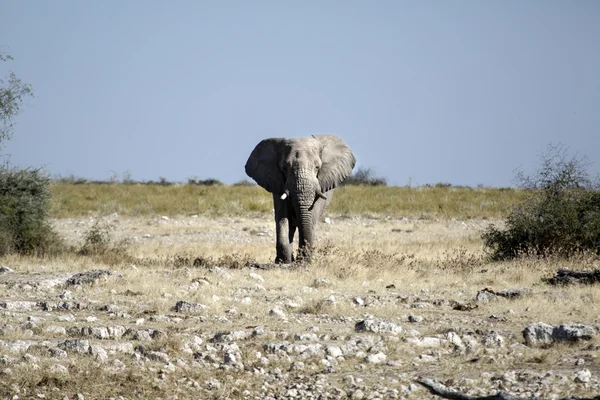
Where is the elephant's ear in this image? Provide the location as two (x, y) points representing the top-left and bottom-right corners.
(313, 135), (356, 192)
(245, 138), (286, 194)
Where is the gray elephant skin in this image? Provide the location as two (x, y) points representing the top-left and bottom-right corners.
(245, 135), (356, 263)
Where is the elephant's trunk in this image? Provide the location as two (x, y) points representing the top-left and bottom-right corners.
(290, 170), (319, 261)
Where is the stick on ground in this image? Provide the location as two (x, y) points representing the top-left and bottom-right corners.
(416, 377), (600, 400)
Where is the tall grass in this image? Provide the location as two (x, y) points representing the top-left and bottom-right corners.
(50, 183), (526, 219)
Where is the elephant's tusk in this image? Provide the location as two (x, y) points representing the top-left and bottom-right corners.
(316, 191), (327, 201)
(280, 190), (290, 200)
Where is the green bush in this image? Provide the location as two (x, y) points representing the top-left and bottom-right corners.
(0, 167), (62, 256)
(483, 145), (600, 260)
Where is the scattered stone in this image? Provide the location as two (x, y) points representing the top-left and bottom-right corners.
(89, 345), (108, 362)
(365, 352), (387, 364)
(174, 301), (208, 313)
(269, 307), (287, 319)
(325, 345), (343, 358)
(553, 323), (597, 342)
(524, 322), (556, 347)
(408, 315), (423, 323)
(294, 333), (319, 341)
(213, 331), (252, 342)
(58, 339), (90, 354)
(353, 297), (365, 306)
(575, 369), (592, 383)
(523, 323), (596, 347)
(355, 319), (402, 334)
(67, 270), (111, 286)
(240, 296), (252, 304)
(60, 290), (73, 300)
(0, 301), (39, 311)
(451, 301), (478, 311)
(476, 287), (531, 302)
(481, 332), (505, 348)
(0, 266), (14, 274)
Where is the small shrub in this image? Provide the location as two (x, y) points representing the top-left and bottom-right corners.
(81, 221), (114, 250)
(343, 167), (387, 186)
(78, 220), (133, 265)
(483, 144), (600, 261)
(0, 167), (62, 256)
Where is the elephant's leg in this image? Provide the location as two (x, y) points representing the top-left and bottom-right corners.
(273, 195), (293, 263)
(288, 202), (298, 261)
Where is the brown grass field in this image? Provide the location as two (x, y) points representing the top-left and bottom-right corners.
(1, 184), (599, 399)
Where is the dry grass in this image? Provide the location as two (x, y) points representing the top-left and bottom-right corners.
(50, 183), (526, 219)
(2, 211), (600, 398)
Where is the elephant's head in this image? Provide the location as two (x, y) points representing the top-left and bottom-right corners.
(245, 135), (356, 261)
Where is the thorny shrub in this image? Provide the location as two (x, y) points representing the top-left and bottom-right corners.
(483, 144), (600, 261)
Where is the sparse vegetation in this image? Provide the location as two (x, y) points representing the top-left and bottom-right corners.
(483, 145), (600, 260)
(343, 167), (387, 186)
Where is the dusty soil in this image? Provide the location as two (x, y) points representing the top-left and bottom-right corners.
(1, 215), (600, 399)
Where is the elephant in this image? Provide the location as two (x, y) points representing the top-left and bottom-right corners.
(245, 135), (356, 263)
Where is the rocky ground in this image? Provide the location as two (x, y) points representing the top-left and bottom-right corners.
(1, 215), (600, 399)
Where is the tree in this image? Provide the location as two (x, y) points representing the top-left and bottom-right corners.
(0, 51), (33, 150)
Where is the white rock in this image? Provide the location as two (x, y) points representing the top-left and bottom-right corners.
(365, 352), (387, 364)
(325, 345), (343, 358)
(269, 307), (287, 319)
(90, 345), (108, 362)
(355, 319), (402, 334)
(575, 369), (592, 383)
(482, 332), (505, 348)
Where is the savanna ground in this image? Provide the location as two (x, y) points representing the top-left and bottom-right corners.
(1, 184), (599, 399)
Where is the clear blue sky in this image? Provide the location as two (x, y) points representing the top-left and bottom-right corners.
(1, 1), (599, 187)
